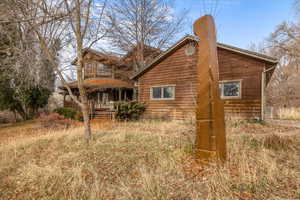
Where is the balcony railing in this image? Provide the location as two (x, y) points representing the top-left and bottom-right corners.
(96, 69), (112, 76)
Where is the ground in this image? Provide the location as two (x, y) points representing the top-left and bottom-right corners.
(0, 120), (299, 200)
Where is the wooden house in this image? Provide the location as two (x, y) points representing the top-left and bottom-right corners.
(131, 35), (278, 120)
(59, 47), (160, 119)
(60, 35), (277, 120)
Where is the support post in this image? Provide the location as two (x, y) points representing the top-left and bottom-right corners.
(118, 88), (121, 101)
(193, 15), (227, 164)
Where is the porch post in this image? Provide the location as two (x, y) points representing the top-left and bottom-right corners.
(133, 88), (137, 100)
(118, 88), (121, 101)
(124, 90), (127, 101)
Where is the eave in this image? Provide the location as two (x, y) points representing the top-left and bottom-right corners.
(131, 35), (279, 80)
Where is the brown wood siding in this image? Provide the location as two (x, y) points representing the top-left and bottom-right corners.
(138, 42), (266, 120)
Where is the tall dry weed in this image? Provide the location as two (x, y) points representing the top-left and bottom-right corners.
(278, 107), (300, 120)
(0, 120), (299, 200)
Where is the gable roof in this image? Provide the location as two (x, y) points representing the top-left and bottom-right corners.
(71, 48), (122, 66)
(122, 44), (162, 60)
(131, 35), (278, 80)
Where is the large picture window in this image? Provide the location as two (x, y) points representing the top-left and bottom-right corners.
(151, 86), (175, 100)
(219, 80), (241, 99)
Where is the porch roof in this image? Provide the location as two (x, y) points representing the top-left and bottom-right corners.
(59, 78), (134, 90)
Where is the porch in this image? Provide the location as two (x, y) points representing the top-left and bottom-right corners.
(60, 78), (135, 120)
(88, 88), (134, 119)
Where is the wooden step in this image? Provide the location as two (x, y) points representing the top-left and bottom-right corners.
(91, 111), (114, 120)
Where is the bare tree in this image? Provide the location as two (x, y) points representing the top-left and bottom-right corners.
(5, 0), (107, 143)
(264, 0), (300, 108)
(105, 0), (186, 71)
(0, 2), (58, 120)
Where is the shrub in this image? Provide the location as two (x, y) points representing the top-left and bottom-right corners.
(39, 113), (72, 129)
(115, 101), (146, 121)
(54, 107), (77, 120)
(0, 116), (7, 124)
(75, 111), (83, 121)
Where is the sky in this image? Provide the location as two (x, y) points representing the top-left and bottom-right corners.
(175, 0), (296, 49)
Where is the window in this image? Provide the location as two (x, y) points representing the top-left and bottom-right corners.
(151, 86), (175, 100)
(97, 63), (111, 76)
(85, 63), (93, 75)
(219, 80), (241, 99)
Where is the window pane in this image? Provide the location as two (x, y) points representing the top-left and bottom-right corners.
(97, 63), (105, 72)
(223, 82), (240, 97)
(163, 87), (174, 98)
(97, 63), (111, 76)
(152, 87), (162, 99)
(85, 63), (93, 74)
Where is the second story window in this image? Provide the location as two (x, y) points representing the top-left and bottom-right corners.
(97, 63), (111, 76)
(85, 63), (93, 75)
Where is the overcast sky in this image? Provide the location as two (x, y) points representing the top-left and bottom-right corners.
(175, 0), (296, 49)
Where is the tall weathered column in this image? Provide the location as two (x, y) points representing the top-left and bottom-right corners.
(193, 15), (227, 164)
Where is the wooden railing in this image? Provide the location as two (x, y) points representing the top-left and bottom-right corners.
(96, 69), (112, 77)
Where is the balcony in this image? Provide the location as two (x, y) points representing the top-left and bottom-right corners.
(96, 69), (112, 77)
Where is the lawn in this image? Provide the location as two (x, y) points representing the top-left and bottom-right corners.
(0, 120), (299, 200)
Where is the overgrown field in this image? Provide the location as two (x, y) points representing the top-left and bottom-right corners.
(278, 107), (300, 121)
(0, 120), (299, 200)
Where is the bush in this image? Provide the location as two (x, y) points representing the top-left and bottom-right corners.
(115, 101), (146, 121)
(39, 113), (72, 129)
(54, 107), (77, 120)
(75, 111), (83, 121)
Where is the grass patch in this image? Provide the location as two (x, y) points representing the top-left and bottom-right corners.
(0, 120), (299, 200)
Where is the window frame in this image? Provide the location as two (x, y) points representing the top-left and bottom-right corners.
(219, 80), (242, 99)
(150, 85), (176, 100)
(85, 63), (94, 75)
(96, 63), (111, 76)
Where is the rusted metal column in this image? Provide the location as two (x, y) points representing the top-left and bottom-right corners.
(193, 15), (227, 164)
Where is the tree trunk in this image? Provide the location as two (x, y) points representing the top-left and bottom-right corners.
(77, 55), (92, 143)
(74, 0), (92, 143)
(81, 97), (92, 142)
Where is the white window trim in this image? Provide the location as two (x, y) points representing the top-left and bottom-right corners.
(219, 80), (242, 99)
(150, 85), (176, 100)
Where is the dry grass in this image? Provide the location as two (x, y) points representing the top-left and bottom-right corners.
(0, 120), (299, 200)
(278, 107), (300, 120)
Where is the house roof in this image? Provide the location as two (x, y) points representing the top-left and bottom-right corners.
(122, 44), (162, 60)
(71, 48), (123, 66)
(59, 78), (134, 90)
(131, 35), (279, 80)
